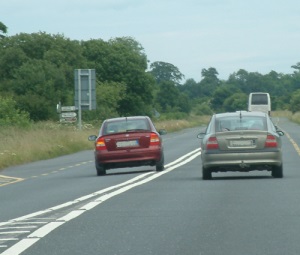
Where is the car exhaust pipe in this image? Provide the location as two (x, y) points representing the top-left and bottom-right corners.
(239, 161), (249, 168)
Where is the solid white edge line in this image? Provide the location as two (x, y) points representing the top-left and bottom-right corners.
(0, 150), (201, 227)
(28, 222), (65, 238)
(0, 238), (39, 255)
(165, 148), (200, 168)
(0, 149), (201, 255)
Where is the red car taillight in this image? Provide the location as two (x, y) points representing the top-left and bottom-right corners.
(95, 137), (107, 151)
(206, 136), (219, 150)
(265, 135), (278, 148)
(150, 132), (160, 146)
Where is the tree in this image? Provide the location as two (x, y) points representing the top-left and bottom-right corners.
(156, 81), (181, 112)
(0, 21), (7, 38)
(0, 47), (28, 80)
(176, 93), (191, 113)
(83, 37), (155, 116)
(149, 61), (185, 85)
(107, 37), (155, 116)
(81, 39), (110, 81)
(201, 67), (219, 80)
(228, 70), (265, 94)
(95, 81), (126, 119)
(180, 78), (201, 99)
(211, 85), (241, 112)
(227, 69), (249, 92)
(11, 59), (68, 120)
(223, 93), (248, 112)
(0, 33), (87, 120)
(291, 62), (300, 73)
(1, 30), (299, 121)
(289, 89), (300, 113)
(199, 67), (221, 96)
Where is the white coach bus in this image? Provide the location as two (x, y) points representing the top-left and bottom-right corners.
(248, 92), (271, 115)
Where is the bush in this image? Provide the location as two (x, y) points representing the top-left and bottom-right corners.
(289, 89), (300, 113)
(158, 112), (189, 120)
(193, 103), (213, 116)
(0, 96), (31, 127)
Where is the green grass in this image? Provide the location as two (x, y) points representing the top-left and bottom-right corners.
(0, 116), (210, 171)
(0, 123), (95, 170)
(0, 111), (295, 172)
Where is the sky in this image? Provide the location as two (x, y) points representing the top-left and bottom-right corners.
(1, 0), (300, 81)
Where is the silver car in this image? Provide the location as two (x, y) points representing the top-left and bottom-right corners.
(197, 111), (284, 180)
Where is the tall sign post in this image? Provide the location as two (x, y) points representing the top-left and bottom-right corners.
(74, 69), (96, 130)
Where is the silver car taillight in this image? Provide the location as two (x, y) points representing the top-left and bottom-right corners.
(264, 135), (278, 148)
(206, 136), (219, 150)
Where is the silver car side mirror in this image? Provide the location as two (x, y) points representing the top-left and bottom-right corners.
(197, 133), (205, 139)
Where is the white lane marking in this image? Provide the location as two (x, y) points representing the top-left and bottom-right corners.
(8, 222), (47, 225)
(0, 231), (30, 235)
(0, 149), (201, 255)
(28, 222), (65, 238)
(1, 238), (39, 255)
(0, 172), (154, 227)
(0, 227), (37, 230)
(165, 148), (200, 168)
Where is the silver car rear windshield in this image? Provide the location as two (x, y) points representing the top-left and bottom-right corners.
(216, 116), (266, 132)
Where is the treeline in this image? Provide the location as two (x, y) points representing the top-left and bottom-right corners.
(0, 30), (300, 126)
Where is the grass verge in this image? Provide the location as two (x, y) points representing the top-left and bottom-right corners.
(0, 115), (210, 171)
(1, 111), (296, 171)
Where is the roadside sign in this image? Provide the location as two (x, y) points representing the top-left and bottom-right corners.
(60, 117), (77, 123)
(61, 112), (77, 118)
(61, 106), (76, 112)
(74, 69), (96, 111)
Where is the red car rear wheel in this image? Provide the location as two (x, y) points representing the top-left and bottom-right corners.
(96, 163), (106, 176)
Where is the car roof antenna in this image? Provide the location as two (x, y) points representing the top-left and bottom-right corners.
(239, 111), (242, 125)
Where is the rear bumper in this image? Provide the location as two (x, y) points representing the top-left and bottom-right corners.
(95, 147), (162, 169)
(201, 149), (282, 172)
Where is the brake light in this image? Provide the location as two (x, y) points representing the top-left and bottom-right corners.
(207, 136), (219, 150)
(265, 135), (278, 148)
(150, 133), (160, 146)
(95, 137), (107, 150)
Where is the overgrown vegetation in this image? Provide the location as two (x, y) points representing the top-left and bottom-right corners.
(0, 22), (300, 171)
(0, 116), (209, 170)
(0, 30), (300, 124)
(0, 111), (298, 171)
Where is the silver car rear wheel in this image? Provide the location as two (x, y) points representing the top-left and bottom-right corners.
(272, 164), (283, 178)
(202, 167), (212, 180)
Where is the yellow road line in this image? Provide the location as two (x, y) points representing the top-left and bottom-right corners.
(0, 175), (24, 187)
(1, 160), (94, 187)
(284, 130), (300, 156)
(275, 118), (300, 156)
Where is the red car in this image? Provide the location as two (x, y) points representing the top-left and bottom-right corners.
(88, 116), (166, 176)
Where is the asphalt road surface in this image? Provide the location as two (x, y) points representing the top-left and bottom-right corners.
(0, 117), (300, 255)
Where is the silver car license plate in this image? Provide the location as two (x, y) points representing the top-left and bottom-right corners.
(230, 140), (253, 147)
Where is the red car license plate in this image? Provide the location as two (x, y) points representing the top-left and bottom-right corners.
(116, 140), (139, 148)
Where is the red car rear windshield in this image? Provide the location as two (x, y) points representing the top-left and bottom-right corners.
(104, 119), (150, 135)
